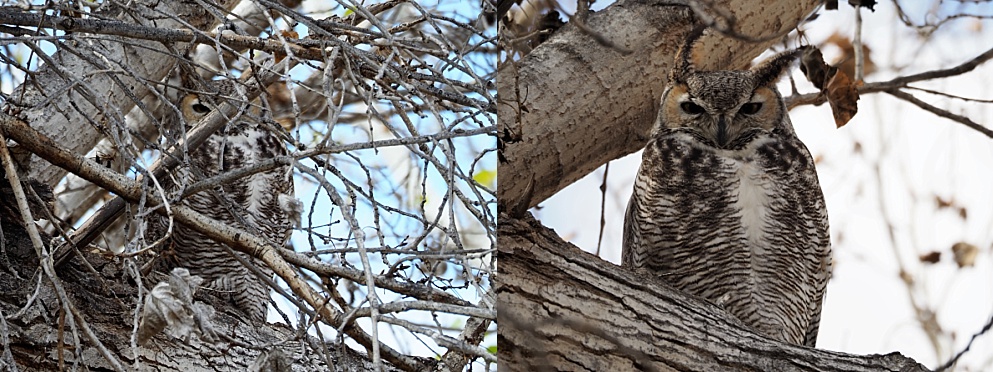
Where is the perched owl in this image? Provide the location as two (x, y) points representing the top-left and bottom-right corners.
(622, 31), (831, 347)
(149, 81), (298, 324)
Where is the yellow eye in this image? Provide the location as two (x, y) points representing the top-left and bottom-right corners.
(739, 102), (762, 115)
(680, 101), (705, 115)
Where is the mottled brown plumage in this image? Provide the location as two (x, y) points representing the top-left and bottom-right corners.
(623, 30), (831, 346)
(150, 81), (298, 324)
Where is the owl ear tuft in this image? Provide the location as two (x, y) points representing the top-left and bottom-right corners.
(670, 25), (706, 84)
(751, 46), (807, 87)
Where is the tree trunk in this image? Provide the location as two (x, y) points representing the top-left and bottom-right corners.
(497, 214), (927, 371)
(0, 214), (404, 371)
(498, 0), (821, 209)
(2, 0), (238, 187)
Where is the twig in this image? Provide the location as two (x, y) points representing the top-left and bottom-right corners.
(350, 300), (495, 319)
(935, 311), (993, 371)
(595, 162), (609, 256)
(786, 45), (993, 109)
(884, 45), (993, 87)
(0, 130), (125, 371)
(377, 317), (497, 363)
(906, 85), (993, 104)
(886, 89), (993, 139)
(437, 286), (495, 371)
(0, 112), (427, 372)
(853, 6), (864, 81)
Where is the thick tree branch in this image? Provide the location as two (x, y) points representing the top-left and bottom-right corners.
(0, 112), (429, 371)
(497, 213), (929, 371)
(498, 0), (821, 209)
(1, 0), (241, 186)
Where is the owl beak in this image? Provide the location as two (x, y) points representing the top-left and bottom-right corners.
(716, 115), (729, 147)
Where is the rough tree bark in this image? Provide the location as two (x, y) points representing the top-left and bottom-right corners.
(2, 0), (240, 187)
(497, 215), (927, 371)
(0, 1), (418, 370)
(497, 0), (928, 370)
(498, 0), (820, 208)
(0, 212), (399, 371)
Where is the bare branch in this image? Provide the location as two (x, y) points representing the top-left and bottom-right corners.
(0, 112), (428, 371)
(886, 89), (993, 139)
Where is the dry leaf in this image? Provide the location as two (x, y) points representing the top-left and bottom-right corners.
(801, 46), (860, 127)
(825, 69), (860, 127)
(137, 268), (215, 345)
(800, 47), (835, 90)
(935, 195), (954, 209)
(825, 32), (876, 78)
(919, 251), (941, 264)
(951, 242), (979, 268)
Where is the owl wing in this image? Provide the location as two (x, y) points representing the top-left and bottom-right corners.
(622, 139), (669, 271)
(622, 186), (645, 268)
(763, 133), (832, 347)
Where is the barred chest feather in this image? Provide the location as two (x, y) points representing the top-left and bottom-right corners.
(721, 138), (777, 260)
(625, 129), (829, 346)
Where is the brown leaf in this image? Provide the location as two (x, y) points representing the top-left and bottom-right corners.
(270, 31), (300, 63)
(825, 32), (876, 78)
(848, 0), (877, 11)
(800, 47), (835, 90)
(951, 242), (979, 268)
(825, 69), (860, 127)
(919, 251), (941, 264)
(935, 195), (954, 209)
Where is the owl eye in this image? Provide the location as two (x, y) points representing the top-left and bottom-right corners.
(739, 102), (762, 115)
(680, 101), (705, 115)
(192, 102), (211, 114)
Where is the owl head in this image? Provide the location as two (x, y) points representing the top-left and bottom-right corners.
(657, 27), (803, 149)
(178, 80), (260, 129)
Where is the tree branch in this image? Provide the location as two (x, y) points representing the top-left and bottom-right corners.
(785, 45), (993, 139)
(498, 0), (822, 208)
(498, 213), (929, 371)
(0, 112), (429, 371)
(886, 89), (993, 139)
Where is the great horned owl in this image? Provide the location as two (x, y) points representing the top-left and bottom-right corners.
(622, 30), (831, 347)
(149, 81), (297, 324)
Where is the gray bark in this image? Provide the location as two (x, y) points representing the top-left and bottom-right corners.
(497, 214), (928, 372)
(0, 1), (408, 369)
(497, 0), (822, 209)
(2, 0), (239, 187)
(0, 216), (400, 371)
(497, 1), (929, 370)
